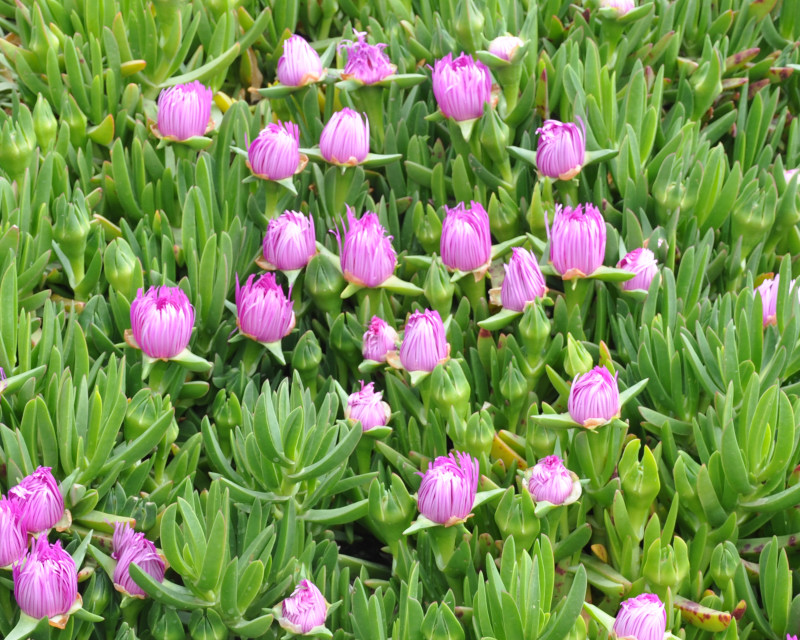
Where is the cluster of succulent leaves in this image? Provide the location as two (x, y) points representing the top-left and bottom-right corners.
(1, 0), (800, 639)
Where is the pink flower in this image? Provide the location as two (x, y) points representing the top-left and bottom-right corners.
(362, 316), (398, 362)
(248, 121), (302, 181)
(432, 53), (492, 122)
(320, 109), (370, 166)
(340, 29), (395, 84)
(548, 203), (606, 278)
(263, 210), (317, 271)
(440, 201), (492, 273)
(112, 522), (165, 598)
(568, 366), (620, 427)
(235, 273), (295, 344)
(8, 466), (64, 534)
(334, 206), (397, 287)
(277, 35), (323, 87)
(417, 452), (479, 525)
(756, 276), (781, 327)
(13, 537), (77, 620)
(785, 168), (800, 183)
(501, 248), (546, 311)
(280, 580), (328, 634)
(612, 593), (667, 640)
(0, 497), (26, 567)
(345, 381), (391, 431)
(600, 0), (636, 15)
(156, 81), (213, 141)
(130, 286), (195, 359)
(536, 119), (586, 181)
(528, 456), (573, 504)
(488, 35), (524, 61)
(787, 635), (798, 640)
(399, 309), (450, 372)
(617, 248), (658, 292)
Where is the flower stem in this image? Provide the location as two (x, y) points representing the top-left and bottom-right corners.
(458, 273), (487, 317)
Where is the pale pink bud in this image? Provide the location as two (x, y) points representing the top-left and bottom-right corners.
(417, 452), (479, 525)
(612, 593), (667, 640)
(156, 81), (213, 141)
(488, 35), (524, 61)
(277, 35), (324, 87)
(600, 0), (636, 15)
(785, 168), (800, 183)
(362, 316), (398, 362)
(528, 456), (573, 504)
(130, 286), (195, 359)
(548, 203), (606, 278)
(432, 53), (492, 122)
(13, 537), (77, 620)
(568, 366), (621, 427)
(440, 201), (492, 273)
(399, 309), (450, 372)
(248, 121), (302, 181)
(280, 579), (328, 634)
(340, 29), (395, 84)
(345, 381), (391, 431)
(501, 248), (546, 311)
(263, 210), (317, 271)
(334, 206), (397, 287)
(9, 466), (64, 534)
(617, 248), (658, 292)
(756, 276), (779, 327)
(112, 522), (165, 598)
(235, 273), (295, 343)
(0, 497), (26, 567)
(320, 108), (370, 166)
(535, 119), (586, 181)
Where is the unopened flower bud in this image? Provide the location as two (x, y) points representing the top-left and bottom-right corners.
(345, 381), (391, 431)
(320, 109), (370, 166)
(130, 286), (195, 359)
(305, 254), (346, 314)
(247, 121), (304, 181)
(489, 35), (524, 61)
(548, 203), (606, 279)
(278, 35), (324, 87)
(536, 119), (586, 181)
(125, 388), (162, 441)
(0, 497), (26, 567)
(519, 301), (551, 361)
(710, 541), (739, 584)
(424, 258), (456, 319)
(501, 248), (546, 311)
(453, 0), (485, 54)
(211, 389), (242, 433)
(292, 331), (323, 375)
(600, 0), (635, 15)
(617, 248), (658, 292)
(432, 53), (492, 122)
(14, 537), (78, 620)
(105, 238), (139, 297)
(400, 309), (450, 372)
(262, 210), (317, 271)
(9, 466), (64, 533)
(362, 316), (398, 363)
(431, 360), (471, 419)
(188, 609), (227, 640)
(417, 452), (479, 525)
(33, 93), (58, 151)
(494, 486), (539, 548)
(612, 593), (666, 640)
(112, 522), (165, 598)
(279, 580), (328, 634)
(235, 273), (296, 344)
(334, 206), (397, 287)
(151, 607), (185, 640)
(568, 366), (620, 427)
(413, 203), (443, 254)
(441, 201), (491, 273)
(565, 333), (593, 378)
(156, 81), (213, 140)
(755, 276), (781, 327)
(527, 455), (574, 504)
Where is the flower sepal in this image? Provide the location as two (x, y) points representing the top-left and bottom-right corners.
(359, 425), (393, 440)
(403, 488), (504, 534)
(341, 274), (424, 299)
(0, 365), (46, 396)
(148, 121), (214, 150)
(334, 72), (426, 91)
(301, 147), (402, 168)
(125, 330), (212, 375)
(541, 263), (636, 283)
(477, 307), (523, 330)
(476, 40), (531, 68)
(7, 593), (89, 638)
(599, 3), (652, 23)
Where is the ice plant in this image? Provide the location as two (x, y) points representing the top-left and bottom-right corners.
(340, 29), (396, 84)
(345, 381), (391, 431)
(13, 537), (78, 622)
(277, 35), (324, 86)
(262, 210), (317, 271)
(488, 35), (524, 61)
(528, 456), (573, 505)
(440, 201), (492, 273)
(399, 309), (450, 372)
(612, 593), (667, 640)
(432, 53), (492, 122)
(500, 248), (546, 311)
(320, 108), (370, 166)
(156, 81), (213, 141)
(130, 287), (195, 359)
(548, 203), (607, 278)
(235, 273), (296, 344)
(417, 452), (480, 525)
(568, 366), (621, 427)
(600, 0), (636, 15)
(9, 466), (64, 534)
(112, 522), (165, 598)
(279, 580), (328, 634)
(0, 497), (26, 567)
(617, 248), (658, 292)
(247, 121), (305, 181)
(362, 316), (398, 362)
(536, 119), (586, 181)
(785, 168), (800, 182)
(334, 206), (397, 287)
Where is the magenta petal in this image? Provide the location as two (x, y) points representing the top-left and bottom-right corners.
(399, 309), (449, 372)
(417, 451), (479, 524)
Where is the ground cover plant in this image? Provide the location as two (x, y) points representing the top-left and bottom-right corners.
(0, 0), (799, 639)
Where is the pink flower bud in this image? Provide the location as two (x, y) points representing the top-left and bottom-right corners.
(488, 35), (524, 61)
(785, 168), (800, 183)
(787, 635), (798, 640)
(9, 466), (64, 534)
(112, 522), (165, 598)
(535, 119), (586, 181)
(568, 366), (620, 427)
(156, 81), (213, 141)
(528, 456), (573, 504)
(130, 286), (195, 359)
(756, 276), (779, 327)
(345, 381), (391, 431)
(340, 29), (395, 85)
(263, 210), (317, 271)
(280, 579), (328, 634)
(432, 53), (492, 122)
(441, 201), (492, 273)
(0, 497), (26, 567)
(248, 121), (302, 181)
(600, 0), (636, 15)
(235, 273), (295, 343)
(617, 248), (658, 292)
(612, 593), (667, 640)
(362, 316), (398, 362)
(277, 35), (324, 87)
(13, 537), (77, 620)
(399, 309), (450, 372)
(417, 452), (479, 525)
(320, 108), (370, 166)
(548, 203), (606, 278)
(334, 206), (397, 287)
(501, 248), (546, 311)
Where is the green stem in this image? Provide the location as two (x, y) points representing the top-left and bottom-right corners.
(355, 287), (383, 325)
(355, 86), (386, 151)
(555, 177), (579, 207)
(355, 438), (372, 475)
(458, 273), (487, 317)
(241, 339), (265, 376)
(332, 166), (357, 218)
(563, 278), (590, 340)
